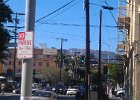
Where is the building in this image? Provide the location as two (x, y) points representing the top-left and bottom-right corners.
(117, 0), (140, 100)
(3, 47), (58, 77)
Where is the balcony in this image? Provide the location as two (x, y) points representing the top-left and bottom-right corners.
(118, 17), (130, 30)
(117, 41), (127, 56)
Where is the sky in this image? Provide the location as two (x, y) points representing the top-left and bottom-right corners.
(6, 0), (120, 52)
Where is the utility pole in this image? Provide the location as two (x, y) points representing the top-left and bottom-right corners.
(7, 12), (24, 87)
(98, 9), (102, 100)
(85, 0), (90, 100)
(57, 38), (67, 82)
(13, 12), (24, 88)
(13, 13), (17, 88)
(20, 0), (36, 100)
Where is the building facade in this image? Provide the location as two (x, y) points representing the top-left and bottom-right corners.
(118, 0), (140, 100)
(3, 48), (58, 76)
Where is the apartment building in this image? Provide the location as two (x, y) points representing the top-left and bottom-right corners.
(117, 0), (140, 100)
(4, 48), (58, 76)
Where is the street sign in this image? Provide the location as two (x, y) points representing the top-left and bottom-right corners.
(17, 32), (34, 59)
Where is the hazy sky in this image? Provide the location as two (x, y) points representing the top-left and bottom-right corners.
(7, 0), (120, 52)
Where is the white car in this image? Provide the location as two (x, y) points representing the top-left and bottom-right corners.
(66, 86), (79, 95)
(116, 88), (125, 97)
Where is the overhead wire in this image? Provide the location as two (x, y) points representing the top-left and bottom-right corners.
(90, 2), (139, 28)
(103, 0), (128, 43)
(36, 21), (117, 28)
(0, 0), (10, 4)
(35, 29), (86, 41)
(102, 14), (116, 52)
(4, 0), (10, 3)
(35, 0), (77, 23)
(103, 0), (130, 60)
(46, 0), (81, 21)
(94, 1), (117, 52)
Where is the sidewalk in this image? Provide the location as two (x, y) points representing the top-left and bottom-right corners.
(109, 97), (123, 100)
(0, 93), (20, 96)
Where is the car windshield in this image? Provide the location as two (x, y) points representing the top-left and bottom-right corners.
(33, 91), (51, 97)
(56, 83), (65, 87)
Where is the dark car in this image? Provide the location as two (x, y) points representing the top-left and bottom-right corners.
(52, 82), (67, 95)
(75, 86), (85, 100)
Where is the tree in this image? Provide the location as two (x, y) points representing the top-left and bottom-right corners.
(108, 63), (124, 87)
(0, 0), (13, 63)
(40, 67), (69, 85)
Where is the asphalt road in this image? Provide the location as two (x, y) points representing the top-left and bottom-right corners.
(0, 93), (123, 100)
(0, 93), (76, 100)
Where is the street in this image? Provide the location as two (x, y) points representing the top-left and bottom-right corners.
(0, 93), (76, 100)
(0, 93), (123, 100)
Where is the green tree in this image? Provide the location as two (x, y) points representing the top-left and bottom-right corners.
(40, 67), (69, 85)
(108, 63), (124, 87)
(0, 0), (13, 63)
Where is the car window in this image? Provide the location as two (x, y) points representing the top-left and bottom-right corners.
(33, 91), (51, 97)
(43, 92), (51, 97)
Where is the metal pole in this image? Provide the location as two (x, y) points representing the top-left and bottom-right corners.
(85, 0), (90, 100)
(60, 38), (63, 82)
(108, 45), (110, 64)
(103, 42), (110, 64)
(20, 0), (36, 100)
(13, 13), (17, 88)
(57, 38), (67, 82)
(98, 9), (102, 100)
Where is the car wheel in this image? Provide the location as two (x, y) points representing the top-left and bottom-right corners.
(119, 93), (124, 97)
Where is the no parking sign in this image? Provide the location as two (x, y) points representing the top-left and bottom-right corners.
(17, 32), (34, 59)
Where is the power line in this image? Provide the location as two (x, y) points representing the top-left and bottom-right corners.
(35, 0), (76, 22)
(4, 0), (10, 3)
(103, 0), (128, 43)
(46, 0), (81, 21)
(0, 0), (10, 4)
(104, 0), (118, 25)
(36, 21), (117, 28)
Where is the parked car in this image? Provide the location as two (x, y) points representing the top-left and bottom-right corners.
(52, 82), (67, 95)
(116, 88), (125, 97)
(12, 88), (20, 94)
(66, 86), (79, 95)
(12, 88), (39, 94)
(32, 90), (58, 100)
(75, 86), (86, 100)
(32, 88), (39, 94)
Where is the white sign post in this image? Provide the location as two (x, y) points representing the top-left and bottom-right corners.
(17, 31), (33, 59)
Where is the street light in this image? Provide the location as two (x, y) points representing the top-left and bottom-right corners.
(98, 6), (114, 100)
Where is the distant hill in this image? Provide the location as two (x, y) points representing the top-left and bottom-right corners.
(67, 48), (117, 63)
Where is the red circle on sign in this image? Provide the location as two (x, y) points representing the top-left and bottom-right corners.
(18, 32), (25, 40)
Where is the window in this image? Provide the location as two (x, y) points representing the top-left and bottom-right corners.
(46, 62), (49, 67)
(18, 61), (21, 65)
(9, 61), (11, 65)
(38, 62), (42, 66)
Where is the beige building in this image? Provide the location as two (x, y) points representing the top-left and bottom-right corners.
(117, 0), (140, 100)
(4, 48), (58, 76)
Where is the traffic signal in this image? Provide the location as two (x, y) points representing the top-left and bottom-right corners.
(81, 56), (85, 63)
